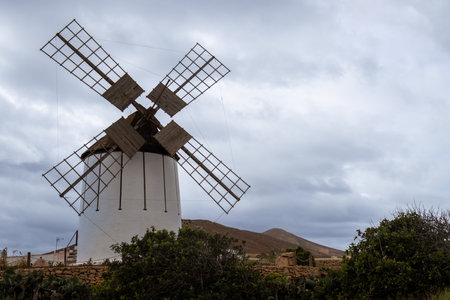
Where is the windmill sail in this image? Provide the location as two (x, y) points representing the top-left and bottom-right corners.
(40, 19), (144, 111)
(147, 43), (230, 117)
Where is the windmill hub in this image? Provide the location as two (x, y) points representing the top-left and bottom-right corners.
(41, 19), (250, 263)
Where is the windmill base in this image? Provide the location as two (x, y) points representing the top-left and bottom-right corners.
(77, 152), (181, 264)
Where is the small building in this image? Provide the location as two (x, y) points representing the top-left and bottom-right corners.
(275, 252), (296, 267)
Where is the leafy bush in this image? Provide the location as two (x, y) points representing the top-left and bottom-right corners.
(261, 273), (317, 300)
(315, 207), (450, 299)
(96, 227), (321, 299)
(96, 227), (264, 299)
(0, 268), (92, 299)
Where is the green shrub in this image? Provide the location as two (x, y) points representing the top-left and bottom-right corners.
(261, 273), (317, 300)
(0, 268), (92, 299)
(95, 227), (320, 299)
(314, 207), (450, 299)
(95, 227), (264, 299)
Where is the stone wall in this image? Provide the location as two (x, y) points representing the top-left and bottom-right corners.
(0, 265), (107, 286)
(1, 258), (343, 286)
(255, 265), (323, 277)
(315, 258), (342, 268)
(255, 258), (342, 278)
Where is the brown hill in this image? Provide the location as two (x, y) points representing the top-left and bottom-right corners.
(182, 219), (344, 258)
(262, 228), (345, 258)
(182, 219), (298, 255)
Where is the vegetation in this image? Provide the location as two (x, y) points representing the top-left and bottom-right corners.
(96, 227), (264, 299)
(2, 207), (448, 299)
(256, 250), (278, 265)
(286, 246), (316, 267)
(0, 248), (7, 270)
(315, 207), (450, 299)
(261, 273), (318, 299)
(0, 268), (92, 299)
(96, 227), (318, 299)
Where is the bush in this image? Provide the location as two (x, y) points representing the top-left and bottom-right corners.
(261, 273), (317, 300)
(96, 227), (322, 299)
(315, 207), (450, 299)
(96, 227), (265, 299)
(0, 268), (92, 299)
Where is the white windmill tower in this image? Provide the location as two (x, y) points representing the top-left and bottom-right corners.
(41, 20), (250, 263)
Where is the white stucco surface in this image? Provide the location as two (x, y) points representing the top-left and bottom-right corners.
(77, 152), (181, 263)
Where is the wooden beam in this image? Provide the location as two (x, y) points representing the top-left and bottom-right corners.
(174, 56), (214, 93)
(56, 33), (114, 85)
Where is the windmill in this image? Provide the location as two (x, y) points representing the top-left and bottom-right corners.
(41, 19), (250, 263)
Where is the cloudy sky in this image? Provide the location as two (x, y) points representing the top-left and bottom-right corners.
(1, 0), (450, 254)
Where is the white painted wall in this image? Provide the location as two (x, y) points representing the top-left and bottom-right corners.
(77, 152), (181, 263)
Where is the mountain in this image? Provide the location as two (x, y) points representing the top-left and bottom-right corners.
(262, 228), (345, 258)
(182, 219), (298, 255)
(182, 219), (344, 258)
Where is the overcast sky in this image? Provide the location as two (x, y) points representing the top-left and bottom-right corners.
(1, 0), (450, 254)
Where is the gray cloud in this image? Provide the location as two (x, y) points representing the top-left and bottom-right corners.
(0, 0), (450, 254)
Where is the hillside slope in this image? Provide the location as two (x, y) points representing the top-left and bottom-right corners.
(182, 219), (344, 258)
(263, 228), (345, 258)
(182, 219), (298, 254)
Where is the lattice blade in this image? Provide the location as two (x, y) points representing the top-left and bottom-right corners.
(42, 131), (130, 215)
(147, 43), (230, 116)
(177, 137), (250, 213)
(40, 19), (143, 111)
